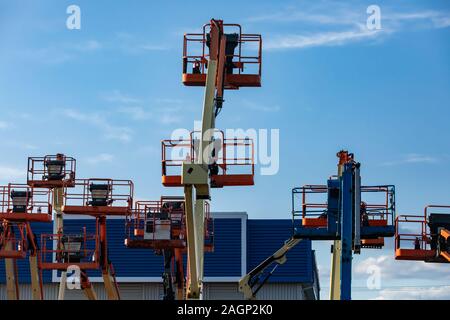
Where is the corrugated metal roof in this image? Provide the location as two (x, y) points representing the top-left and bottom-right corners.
(247, 220), (313, 283)
(1, 217), (314, 284)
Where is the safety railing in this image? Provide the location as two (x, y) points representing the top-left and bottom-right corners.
(395, 205), (450, 261)
(182, 22), (262, 88)
(395, 215), (429, 250)
(0, 222), (29, 259)
(27, 154), (76, 188)
(0, 184), (52, 222)
(292, 184), (396, 228)
(40, 226), (99, 270)
(126, 197), (213, 250)
(62, 178), (133, 216)
(161, 130), (254, 188)
(360, 185), (396, 228)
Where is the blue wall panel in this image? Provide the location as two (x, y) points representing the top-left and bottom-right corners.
(247, 220), (313, 283)
(204, 218), (241, 277)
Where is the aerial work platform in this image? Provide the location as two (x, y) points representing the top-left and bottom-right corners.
(182, 23), (262, 89)
(161, 130), (254, 188)
(125, 196), (213, 300)
(395, 205), (450, 263)
(0, 184), (52, 223)
(125, 196), (213, 250)
(27, 154), (76, 188)
(292, 182), (396, 243)
(61, 178), (133, 216)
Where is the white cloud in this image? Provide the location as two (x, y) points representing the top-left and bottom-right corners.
(116, 32), (169, 54)
(71, 40), (102, 52)
(375, 286), (450, 300)
(250, 3), (450, 50)
(114, 100), (183, 124)
(85, 153), (114, 165)
(117, 106), (152, 120)
(381, 153), (439, 166)
(248, 6), (359, 26)
(16, 40), (102, 65)
(0, 121), (10, 129)
(0, 165), (26, 182)
(355, 255), (450, 281)
(62, 108), (133, 142)
(242, 100), (281, 112)
(159, 113), (182, 125)
(102, 90), (142, 104)
(265, 24), (385, 50)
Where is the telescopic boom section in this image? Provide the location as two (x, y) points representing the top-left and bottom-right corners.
(180, 19), (262, 299)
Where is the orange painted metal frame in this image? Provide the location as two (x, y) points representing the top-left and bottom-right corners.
(0, 222), (30, 259)
(27, 154), (76, 188)
(295, 184), (394, 231)
(125, 197), (213, 251)
(40, 225), (100, 270)
(0, 184), (52, 222)
(61, 178), (133, 216)
(161, 130), (254, 188)
(394, 206), (450, 262)
(182, 23), (262, 89)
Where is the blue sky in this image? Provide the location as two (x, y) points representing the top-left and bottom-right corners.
(0, 0), (449, 299)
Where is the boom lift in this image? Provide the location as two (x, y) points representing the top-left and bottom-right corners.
(239, 151), (396, 300)
(40, 178), (133, 300)
(125, 196), (214, 299)
(395, 205), (450, 263)
(0, 183), (53, 300)
(161, 19), (262, 299)
(27, 153), (76, 299)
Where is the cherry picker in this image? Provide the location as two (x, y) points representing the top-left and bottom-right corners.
(395, 205), (450, 263)
(125, 196), (214, 299)
(160, 19), (262, 299)
(239, 151), (396, 300)
(39, 177), (133, 300)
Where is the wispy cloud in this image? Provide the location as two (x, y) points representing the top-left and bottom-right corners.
(101, 90), (142, 104)
(0, 165), (26, 182)
(85, 153), (115, 165)
(380, 153), (439, 166)
(375, 286), (450, 300)
(355, 255), (450, 281)
(159, 113), (182, 125)
(111, 95), (184, 124)
(242, 100), (281, 112)
(62, 108), (133, 142)
(117, 106), (152, 120)
(250, 3), (450, 50)
(0, 121), (11, 129)
(17, 40), (102, 65)
(116, 32), (169, 54)
(70, 40), (102, 52)
(265, 26), (384, 50)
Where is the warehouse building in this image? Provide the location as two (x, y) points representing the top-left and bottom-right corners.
(0, 212), (320, 300)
